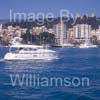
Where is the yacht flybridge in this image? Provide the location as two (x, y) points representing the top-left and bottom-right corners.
(4, 44), (58, 61)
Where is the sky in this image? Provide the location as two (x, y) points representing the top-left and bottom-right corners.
(0, 0), (100, 19)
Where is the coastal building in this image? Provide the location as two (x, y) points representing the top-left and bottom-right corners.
(47, 28), (54, 34)
(90, 25), (100, 41)
(73, 24), (91, 41)
(32, 26), (47, 35)
(0, 24), (3, 32)
(53, 21), (67, 45)
(67, 28), (75, 42)
(0, 24), (3, 37)
(91, 30), (96, 37)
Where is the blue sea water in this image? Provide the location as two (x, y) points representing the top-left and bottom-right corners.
(0, 47), (100, 100)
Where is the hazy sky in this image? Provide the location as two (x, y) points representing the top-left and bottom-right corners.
(0, 0), (100, 19)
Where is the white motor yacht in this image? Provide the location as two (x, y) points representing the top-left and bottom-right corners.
(4, 44), (58, 61)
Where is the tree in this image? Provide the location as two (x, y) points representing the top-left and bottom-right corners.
(21, 29), (36, 44)
(38, 32), (55, 45)
(92, 35), (97, 44)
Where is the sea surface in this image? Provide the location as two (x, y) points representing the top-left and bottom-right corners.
(0, 47), (100, 100)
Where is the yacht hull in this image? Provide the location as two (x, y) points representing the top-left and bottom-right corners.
(4, 53), (58, 61)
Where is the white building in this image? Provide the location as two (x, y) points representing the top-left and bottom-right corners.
(90, 26), (100, 40)
(53, 21), (67, 45)
(32, 26), (47, 35)
(73, 24), (91, 40)
(0, 24), (3, 31)
(67, 28), (74, 42)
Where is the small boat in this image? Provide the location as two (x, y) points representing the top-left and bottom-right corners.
(79, 33), (98, 48)
(4, 44), (58, 61)
(79, 38), (98, 49)
(52, 43), (74, 48)
(79, 43), (98, 48)
(62, 43), (74, 48)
